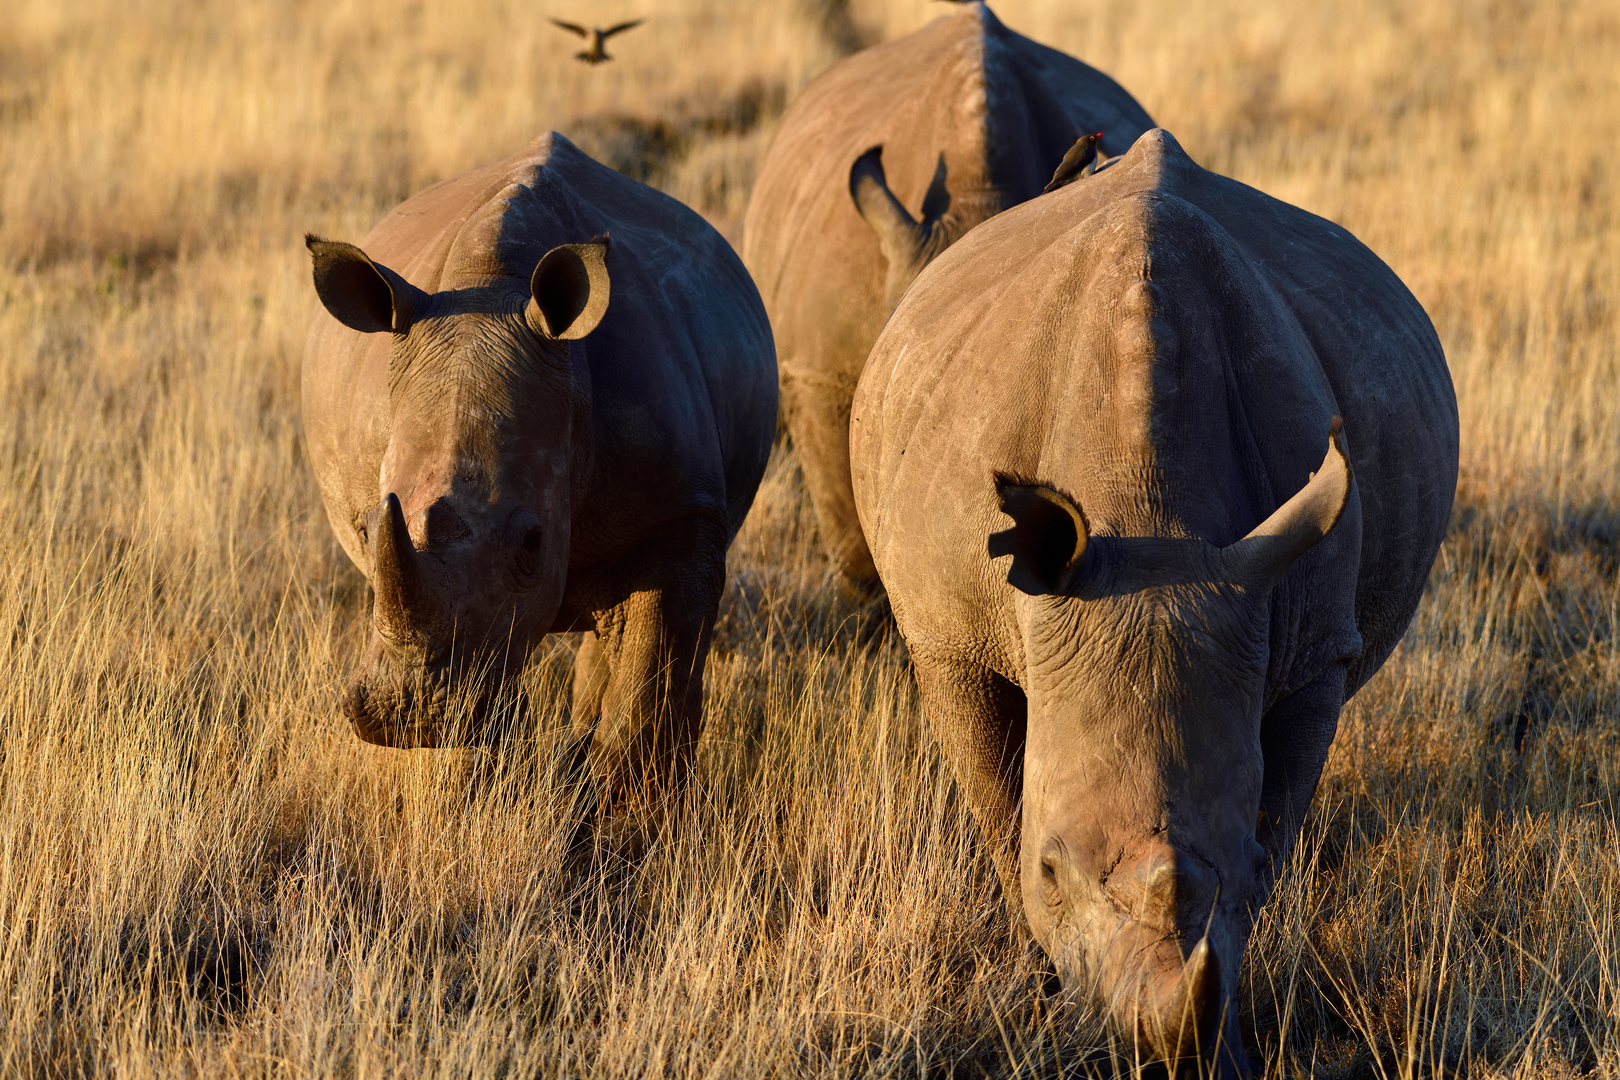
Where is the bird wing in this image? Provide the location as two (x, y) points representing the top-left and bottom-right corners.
(1043, 133), (1101, 193)
(549, 18), (589, 37)
(600, 19), (645, 38)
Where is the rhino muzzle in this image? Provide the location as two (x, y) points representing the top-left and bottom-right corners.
(1104, 936), (1246, 1074)
(1038, 837), (1254, 1075)
(343, 492), (540, 748)
(347, 491), (471, 747)
(1048, 930), (1250, 1076)
(344, 659), (457, 748)
(344, 653), (510, 748)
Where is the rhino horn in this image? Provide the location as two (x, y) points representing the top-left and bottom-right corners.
(373, 492), (447, 647)
(1132, 937), (1246, 1071)
(1220, 417), (1352, 586)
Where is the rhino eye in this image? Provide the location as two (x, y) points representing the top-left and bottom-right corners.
(1040, 857), (1061, 902)
(509, 510), (544, 579)
(516, 530), (543, 577)
(355, 503), (384, 547)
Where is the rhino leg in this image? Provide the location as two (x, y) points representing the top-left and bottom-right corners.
(579, 522), (727, 843)
(780, 359), (880, 603)
(913, 652), (1028, 912)
(1256, 664), (1346, 886)
(571, 631), (610, 735)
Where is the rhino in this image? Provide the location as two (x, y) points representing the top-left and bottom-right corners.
(301, 132), (777, 825)
(849, 130), (1458, 1072)
(743, 2), (1153, 600)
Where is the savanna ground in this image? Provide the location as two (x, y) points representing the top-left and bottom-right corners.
(0, 0), (1617, 1075)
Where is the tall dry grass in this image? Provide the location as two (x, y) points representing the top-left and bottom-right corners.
(0, 0), (1617, 1075)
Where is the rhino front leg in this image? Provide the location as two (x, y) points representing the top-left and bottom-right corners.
(1256, 664), (1347, 889)
(581, 524), (727, 845)
(571, 631), (610, 734)
(780, 358), (881, 603)
(913, 651), (1028, 913)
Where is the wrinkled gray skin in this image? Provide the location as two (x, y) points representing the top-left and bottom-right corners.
(302, 132), (776, 825)
(743, 2), (1153, 600)
(850, 130), (1458, 1072)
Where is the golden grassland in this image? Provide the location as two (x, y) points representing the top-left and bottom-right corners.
(1, 0), (1617, 1075)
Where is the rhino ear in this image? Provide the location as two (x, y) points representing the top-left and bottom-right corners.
(988, 476), (1090, 596)
(527, 236), (611, 341)
(305, 235), (424, 334)
(1220, 418), (1352, 587)
(850, 146), (929, 265)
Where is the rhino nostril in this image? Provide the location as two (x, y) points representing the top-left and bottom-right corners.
(1248, 838), (1270, 875)
(343, 681), (368, 724)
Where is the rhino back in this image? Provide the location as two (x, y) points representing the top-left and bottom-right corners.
(302, 133), (776, 571)
(742, 4), (1146, 386)
(1002, 29), (1155, 158)
(852, 129), (1456, 699)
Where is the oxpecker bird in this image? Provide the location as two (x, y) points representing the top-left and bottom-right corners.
(1044, 132), (1104, 192)
(550, 18), (644, 64)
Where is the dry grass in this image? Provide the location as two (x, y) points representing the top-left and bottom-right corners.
(1, 0), (1617, 1075)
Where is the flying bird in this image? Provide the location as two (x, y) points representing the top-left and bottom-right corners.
(1044, 132), (1104, 193)
(549, 18), (645, 64)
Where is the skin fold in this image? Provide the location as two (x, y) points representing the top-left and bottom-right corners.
(301, 132), (777, 838)
(851, 129), (1458, 1072)
(743, 1), (1153, 600)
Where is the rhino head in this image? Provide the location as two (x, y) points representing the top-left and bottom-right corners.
(306, 234), (610, 747)
(989, 423), (1353, 1074)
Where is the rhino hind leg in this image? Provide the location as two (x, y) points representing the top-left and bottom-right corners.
(912, 652), (1028, 915)
(578, 522), (728, 848)
(780, 360), (881, 603)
